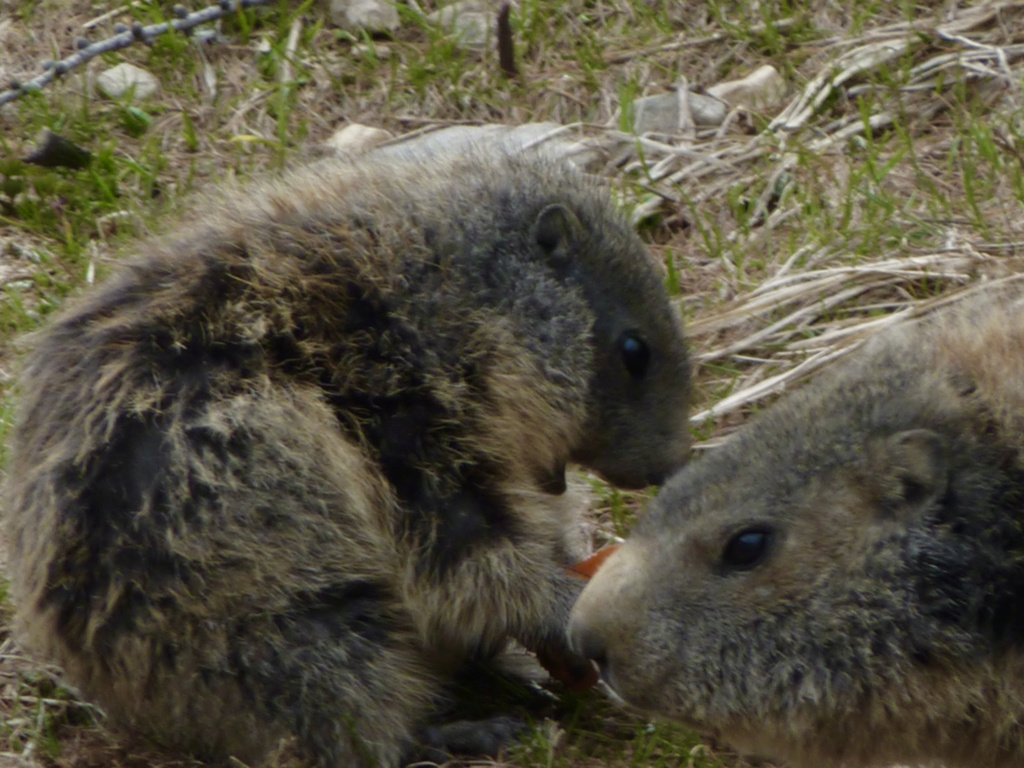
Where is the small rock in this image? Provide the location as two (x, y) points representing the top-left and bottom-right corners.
(426, 0), (494, 51)
(324, 123), (395, 156)
(625, 91), (727, 135)
(352, 43), (392, 61)
(707, 64), (786, 112)
(329, 0), (400, 34)
(96, 62), (160, 100)
(374, 123), (610, 172)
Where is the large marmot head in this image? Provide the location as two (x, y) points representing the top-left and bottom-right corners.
(570, 302), (1024, 768)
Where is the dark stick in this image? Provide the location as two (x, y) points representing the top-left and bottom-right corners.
(497, 3), (517, 79)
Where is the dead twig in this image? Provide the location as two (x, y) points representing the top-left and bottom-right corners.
(0, 0), (276, 108)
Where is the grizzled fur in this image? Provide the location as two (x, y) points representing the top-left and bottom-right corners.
(4, 150), (691, 767)
(570, 298), (1024, 768)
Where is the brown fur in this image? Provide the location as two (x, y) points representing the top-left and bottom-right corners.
(570, 297), (1024, 768)
(3, 149), (691, 767)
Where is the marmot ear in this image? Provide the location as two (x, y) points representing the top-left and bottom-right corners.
(878, 429), (949, 517)
(533, 204), (583, 262)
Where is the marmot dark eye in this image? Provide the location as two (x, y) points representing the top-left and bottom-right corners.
(619, 333), (650, 379)
(722, 527), (773, 570)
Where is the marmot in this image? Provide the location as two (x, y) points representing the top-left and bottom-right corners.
(3, 149), (692, 767)
(569, 297), (1024, 768)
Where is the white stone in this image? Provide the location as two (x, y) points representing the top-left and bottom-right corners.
(352, 43), (392, 61)
(96, 63), (160, 100)
(374, 123), (610, 172)
(707, 64), (787, 111)
(627, 91), (727, 135)
(329, 0), (400, 34)
(426, 0), (493, 51)
(324, 123), (394, 155)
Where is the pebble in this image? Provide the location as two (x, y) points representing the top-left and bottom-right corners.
(96, 62), (160, 100)
(324, 123), (395, 155)
(627, 90), (727, 134)
(426, 0), (494, 51)
(352, 43), (392, 61)
(374, 122), (610, 172)
(707, 64), (787, 111)
(329, 0), (401, 34)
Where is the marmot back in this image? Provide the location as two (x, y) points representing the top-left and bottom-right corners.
(3, 149), (691, 767)
(570, 297), (1024, 768)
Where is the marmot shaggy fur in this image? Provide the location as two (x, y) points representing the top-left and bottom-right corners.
(3, 149), (692, 767)
(570, 296), (1024, 768)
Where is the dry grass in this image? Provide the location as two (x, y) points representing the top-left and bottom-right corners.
(4, 0), (1024, 765)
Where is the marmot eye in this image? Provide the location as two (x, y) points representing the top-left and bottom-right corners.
(619, 332), (650, 379)
(722, 526), (773, 570)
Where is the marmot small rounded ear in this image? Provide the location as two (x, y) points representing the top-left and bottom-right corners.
(877, 428), (950, 516)
(533, 204), (583, 260)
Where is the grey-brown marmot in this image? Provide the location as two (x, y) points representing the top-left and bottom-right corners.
(3, 149), (692, 767)
(570, 297), (1024, 768)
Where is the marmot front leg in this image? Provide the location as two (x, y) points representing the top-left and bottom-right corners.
(519, 567), (598, 691)
(227, 600), (438, 768)
(411, 716), (525, 765)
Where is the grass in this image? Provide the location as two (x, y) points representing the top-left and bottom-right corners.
(4, 0), (1024, 765)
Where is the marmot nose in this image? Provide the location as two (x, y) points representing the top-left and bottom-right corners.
(568, 617), (608, 672)
(646, 469), (667, 487)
